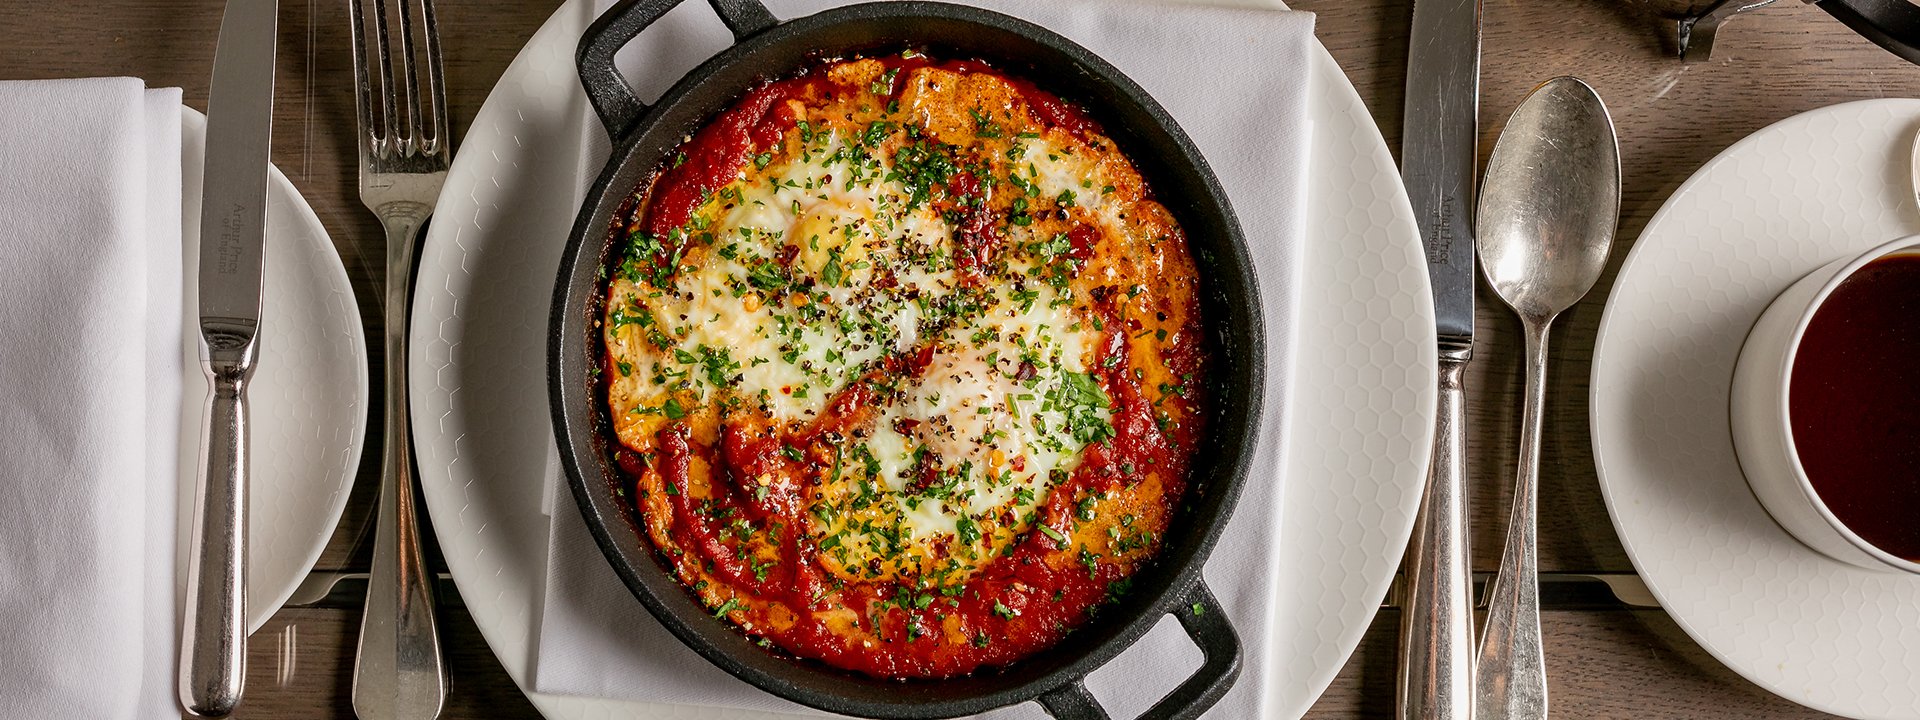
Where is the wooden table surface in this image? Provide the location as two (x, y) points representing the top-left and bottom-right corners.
(6, 0), (1916, 717)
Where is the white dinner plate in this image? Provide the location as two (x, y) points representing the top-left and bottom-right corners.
(1591, 99), (1920, 720)
(409, 2), (1435, 717)
(177, 108), (368, 631)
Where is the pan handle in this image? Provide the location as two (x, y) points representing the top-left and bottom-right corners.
(1036, 580), (1242, 720)
(577, 0), (779, 139)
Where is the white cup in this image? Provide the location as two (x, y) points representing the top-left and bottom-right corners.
(1730, 234), (1920, 575)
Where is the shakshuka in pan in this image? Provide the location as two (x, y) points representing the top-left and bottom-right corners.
(597, 52), (1212, 679)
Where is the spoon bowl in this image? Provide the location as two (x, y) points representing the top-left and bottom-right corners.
(1479, 77), (1620, 321)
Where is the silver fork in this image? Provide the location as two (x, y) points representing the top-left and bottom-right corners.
(347, 0), (450, 717)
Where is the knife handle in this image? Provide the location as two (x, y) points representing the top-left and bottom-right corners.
(181, 340), (254, 717)
(1397, 357), (1474, 720)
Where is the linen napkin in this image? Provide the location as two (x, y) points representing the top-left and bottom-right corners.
(0, 78), (183, 720)
(534, 0), (1313, 716)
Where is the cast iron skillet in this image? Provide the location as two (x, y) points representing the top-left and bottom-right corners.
(549, 1), (1266, 717)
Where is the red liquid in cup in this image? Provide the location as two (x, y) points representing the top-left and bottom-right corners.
(1788, 253), (1920, 563)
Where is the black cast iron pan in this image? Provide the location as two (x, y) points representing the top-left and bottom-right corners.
(549, 1), (1267, 717)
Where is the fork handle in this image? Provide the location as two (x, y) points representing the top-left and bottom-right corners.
(352, 208), (447, 720)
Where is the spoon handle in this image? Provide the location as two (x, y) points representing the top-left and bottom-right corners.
(1476, 317), (1551, 720)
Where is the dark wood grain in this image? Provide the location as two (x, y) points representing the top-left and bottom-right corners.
(4, 0), (1911, 717)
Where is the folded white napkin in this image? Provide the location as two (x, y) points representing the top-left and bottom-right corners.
(534, 0), (1313, 717)
(0, 78), (183, 720)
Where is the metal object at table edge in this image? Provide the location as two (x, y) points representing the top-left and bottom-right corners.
(1471, 76), (1621, 720)
(1396, 0), (1480, 718)
(1678, 0), (1920, 66)
(182, 0), (279, 715)
(1676, 0), (1779, 63)
(347, 0), (452, 717)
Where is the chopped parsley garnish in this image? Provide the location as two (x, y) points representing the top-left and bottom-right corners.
(1008, 196), (1033, 226)
(820, 251), (845, 288)
(1055, 371), (1115, 444)
(869, 67), (900, 96)
(1039, 524), (1068, 545)
(695, 345), (740, 387)
(955, 517), (982, 545)
(968, 106), (1003, 139)
(608, 301), (650, 329)
(887, 139), (959, 210)
(746, 258), (788, 292)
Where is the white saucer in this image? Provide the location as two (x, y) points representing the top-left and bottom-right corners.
(177, 107), (368, 631)
(1592, 99), (1920, 720)
(409, 1), (1434, 718)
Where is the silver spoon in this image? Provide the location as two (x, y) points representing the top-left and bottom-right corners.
(1472, 76), (1619, 720)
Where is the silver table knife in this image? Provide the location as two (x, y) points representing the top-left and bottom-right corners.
(1395, 0), (1481, 719)
(181, 0), (277, 715)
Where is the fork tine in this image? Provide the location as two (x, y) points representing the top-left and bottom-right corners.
(347, 0), (375, 157)
(395, 0), (424, 155)
(419, 0), (449, 158)
(372, 0), (400, 151)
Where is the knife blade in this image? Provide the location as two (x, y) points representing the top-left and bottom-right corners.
(1404, 0), (1480, 352)
(1396, 0), (1480, 719)
(181, 0), (277, 715)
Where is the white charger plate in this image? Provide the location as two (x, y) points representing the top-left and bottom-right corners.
(409, 2), (1435, 717)
(1591, 99), (1920, 720)
(178, 108), (368, 631)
